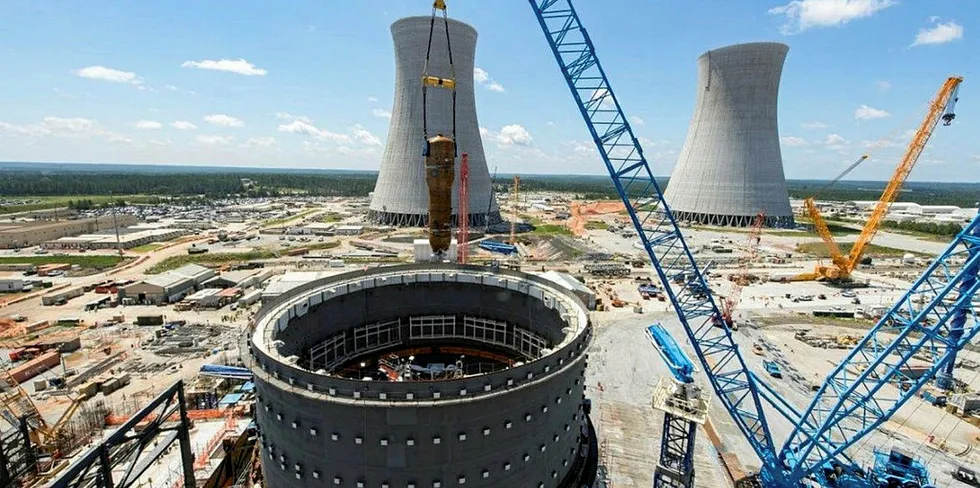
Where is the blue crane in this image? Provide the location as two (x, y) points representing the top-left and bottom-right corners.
(527, 1), (977, 486)
(645, 324), (707, 487)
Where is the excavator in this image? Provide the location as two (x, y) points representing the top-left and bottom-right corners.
(796, 76), (962, 283)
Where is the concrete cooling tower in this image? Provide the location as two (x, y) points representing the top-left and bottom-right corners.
(664, 42), (794, 228)
(369, 16), (500, 227)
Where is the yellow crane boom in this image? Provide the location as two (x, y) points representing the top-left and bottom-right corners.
(807, 76), (963, 281)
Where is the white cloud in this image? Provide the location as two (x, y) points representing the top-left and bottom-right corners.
(0, 122), (48, 137)
(480, 125), (533, 147)
(164, 85), (179, 91)
(911, 19), (964, 47)
(171, 120), (197, 130)
(768, 0), (896, 34)
(801, 121), (828, 130)
(245, 137), (277, 148)
(277, 119), (350, 144)
(181, 58), (267, 76)
(41, 117), (96, 132)
(630, 116), (645, 125)
(590, 88), (615, 109)
(875, 81), (891, 92)
(278, 120), (325, 136)
(372, 109), (392, 120)
(204, 114), (245, 128)
(0, 116), (131, 144)
(473, 68), (489, 84)
(781, 136), (808, 147)
(824, 133), (848, 147)
(196, 135), (234, 145)
(135, 120), (162, 130)
(367, 96), (379, 103)
(74, 66), (141, 85)
(351, 125), (382, 146)
(854, 104), (890, 120)
(861, 138), (898, 149)
(473, 67), (505, 93)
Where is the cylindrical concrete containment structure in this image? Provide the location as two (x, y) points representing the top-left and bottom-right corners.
(248, 264), (598, 488)
(369, 17), (500, 227)
(664, 42), (794, 228)
(425, 135), (455, 254)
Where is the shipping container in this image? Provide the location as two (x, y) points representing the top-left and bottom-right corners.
(8, 351), (60, 384)
(136, 315), (165, 326)
(24, 320), (50, 334)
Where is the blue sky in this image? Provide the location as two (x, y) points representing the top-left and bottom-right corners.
(0, 0), (975, 181)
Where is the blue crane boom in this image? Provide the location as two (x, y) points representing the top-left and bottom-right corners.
(646, 324), (696, 384)
(527, 1), (976, 487)
(527, 0), (781, 475)
(779, 217), (980, 483)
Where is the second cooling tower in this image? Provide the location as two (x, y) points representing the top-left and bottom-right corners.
(664, 42), (794, 228)
(369, 16), (500, 227)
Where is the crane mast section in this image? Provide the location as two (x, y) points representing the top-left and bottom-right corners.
(846, 77), (963, 270)
(781, 213), (980, 479)
(528, 0), (779, 467)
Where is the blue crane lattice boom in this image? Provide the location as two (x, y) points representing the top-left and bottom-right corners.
(780, 218), (980, 482)
(528, 0), (780, 474)
(528, 1), (976, 487)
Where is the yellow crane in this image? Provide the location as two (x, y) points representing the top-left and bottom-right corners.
(802, 76), (963, 282)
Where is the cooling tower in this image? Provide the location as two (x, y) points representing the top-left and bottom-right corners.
(369, 16), (500, 227)
(664, 42), (794, 228)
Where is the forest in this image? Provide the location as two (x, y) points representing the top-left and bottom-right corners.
(1, 167), (977, 208)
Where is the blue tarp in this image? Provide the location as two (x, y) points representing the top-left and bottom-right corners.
(238, 381), (255, 393)
(218, 393), (245, 406)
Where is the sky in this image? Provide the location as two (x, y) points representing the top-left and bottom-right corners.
(0, 0), (976, 182)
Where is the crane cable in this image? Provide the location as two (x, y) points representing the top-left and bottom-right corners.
(421, 0), (457, 156)
(809, 99), (926, 202)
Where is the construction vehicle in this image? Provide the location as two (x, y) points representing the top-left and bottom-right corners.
(799, 77), (962, 283)
(529, 1), (979, 486)
(645, 324), (708, 488)
(869, 447), (933, 488)
(762, 360), (782, 379)
(720, 212), (765, 329)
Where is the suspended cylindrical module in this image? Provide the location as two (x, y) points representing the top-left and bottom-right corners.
(368, 16), (500, 228)
(663, 42), (794, 228)
(426, 135), (455, 254)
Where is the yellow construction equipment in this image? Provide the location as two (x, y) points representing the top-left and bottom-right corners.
(800, 76), (963, 282)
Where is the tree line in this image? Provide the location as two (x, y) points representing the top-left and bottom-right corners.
(0, 172), (377, 198)
(1, 169), (976, 209)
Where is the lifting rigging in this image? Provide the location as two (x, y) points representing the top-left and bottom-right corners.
(527, 1), (978, 487)
(802, 77), (963, 283)
(422, 0), (459, 259)
(421, 0), (458, 149)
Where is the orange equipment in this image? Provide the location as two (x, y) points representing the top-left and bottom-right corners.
(720, 212), (765, 329)
(803, 76), (962, 282)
